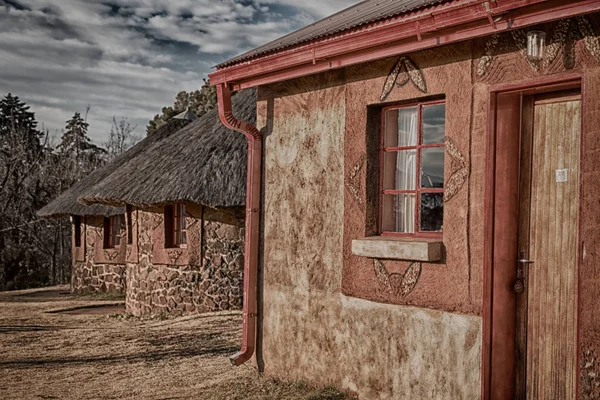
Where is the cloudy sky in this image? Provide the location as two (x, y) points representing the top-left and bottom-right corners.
(0, 0), (356, 145)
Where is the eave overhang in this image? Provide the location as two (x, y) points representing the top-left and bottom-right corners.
(209, 0), (600, 90)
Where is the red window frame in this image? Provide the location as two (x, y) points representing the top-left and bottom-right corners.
(165, 204), (187, 248)
(104, 215), (123, 249)
(379, 99), (445, 238)
(73, 215), (82, 248)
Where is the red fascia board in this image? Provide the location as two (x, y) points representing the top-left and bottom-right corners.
(209, 0), (600, 89)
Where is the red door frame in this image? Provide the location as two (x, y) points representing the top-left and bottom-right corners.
(481, 73), (583, 400)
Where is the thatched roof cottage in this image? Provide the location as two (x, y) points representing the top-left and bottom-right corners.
(38, 118), (192, 294)
(77, 89), (255, 316)
(210, 0), (600, 398)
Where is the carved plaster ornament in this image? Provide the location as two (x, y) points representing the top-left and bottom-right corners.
(478, 16), (600, 77)
(380, 56), (427, 101)
(477, 34), (499, 77)
(581, 347), (600, 398)
(345, 154), (366, 205)
(151, 213), (163, 231)
(444, 137), (468, 203)
(578, 16), (600, 62)
(543, 19), (571, 68)
(167, 248), (184, 265)
(374, 259), (422, 298)
(104, 250), (119, 261)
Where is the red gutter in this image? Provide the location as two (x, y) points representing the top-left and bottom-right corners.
(216, 84), (262, 366)
(210, 0), (600, 90)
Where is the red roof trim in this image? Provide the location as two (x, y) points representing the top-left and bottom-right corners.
(210, 0), (600, 90)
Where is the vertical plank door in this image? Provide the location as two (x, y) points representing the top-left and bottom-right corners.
(525, 93), (580, 400)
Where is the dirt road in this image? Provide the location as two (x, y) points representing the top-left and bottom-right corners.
(0, 287), (346, 400)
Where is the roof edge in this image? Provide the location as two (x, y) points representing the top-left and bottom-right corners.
(210, 0), (599, 90)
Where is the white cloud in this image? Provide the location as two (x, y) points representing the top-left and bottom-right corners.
(0, 0), (357, 144)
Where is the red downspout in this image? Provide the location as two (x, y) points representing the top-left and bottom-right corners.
(216, 83), (262, 366)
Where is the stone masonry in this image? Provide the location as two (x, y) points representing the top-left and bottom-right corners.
(125, 207), (244, 316)
(71, 218), (126, 294)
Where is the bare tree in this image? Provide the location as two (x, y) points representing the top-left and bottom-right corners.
(104, 116), (140, 159)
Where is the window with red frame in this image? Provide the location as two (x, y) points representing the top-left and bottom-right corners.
(73, 215), (82, 248)
(165, 204), (187, 248)
(380, 101), (445, 236)
(104, 215), (124, 248)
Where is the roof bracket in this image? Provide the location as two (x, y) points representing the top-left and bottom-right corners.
(483, 1), (497, 29)
(415, 21), (422, 41)
(312, 48), (316, 65)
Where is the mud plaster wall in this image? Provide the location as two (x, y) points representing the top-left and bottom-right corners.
(71, 216), (126, 294)
(125, 204), (244, 316)
(256, 15), (600, 399)
(257, 72), (481, 399)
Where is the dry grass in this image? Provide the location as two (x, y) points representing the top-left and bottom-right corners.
(0, 286), (348, 400)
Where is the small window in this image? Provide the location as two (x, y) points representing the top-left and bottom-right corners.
(74, 215), (82, 248)
(126, 205), (133, 245)
(165, 204), (187, 248)
(380, 101), (445, 236)
(104, 215), (124, 249)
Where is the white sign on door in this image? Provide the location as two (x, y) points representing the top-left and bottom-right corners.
(556, 169), (568, 183)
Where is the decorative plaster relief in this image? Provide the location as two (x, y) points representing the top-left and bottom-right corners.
(579, 16), (600, 62)
(151, 213), (163, 231)
(380, 56), (427, 101)
(478, 16), (600, 77)
(444, 137), (468, 203)
(166, 248), (185, 265)
(581, 346), (600, 399)
(345, 154), (366, 205)
(374, 259), (422, 298)
(104, 249), (119, 261)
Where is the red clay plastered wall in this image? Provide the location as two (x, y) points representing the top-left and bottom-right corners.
(255, 13), (600, 398)
(257, 70), (482, 399)
(342, 41), (479, 315)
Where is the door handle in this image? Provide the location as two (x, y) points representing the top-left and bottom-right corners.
(517, 258), (535, 264)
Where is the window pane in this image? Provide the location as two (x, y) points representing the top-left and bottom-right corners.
(422, 104), (446, 144)
(384, 107), (418, 148)
(382, 194), (415, 233)
(383, 150), (416, 191)
(420, 193), (444, 232)
(421, 147), (445, 188)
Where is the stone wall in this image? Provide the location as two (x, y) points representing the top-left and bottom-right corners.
(70, 216), (126, 295)
(125, 204), (244, 316)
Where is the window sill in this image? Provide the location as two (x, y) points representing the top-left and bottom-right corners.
(351, 236), (442, 262)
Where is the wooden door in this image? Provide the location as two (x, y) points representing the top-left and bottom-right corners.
(515, 91), (581, 399)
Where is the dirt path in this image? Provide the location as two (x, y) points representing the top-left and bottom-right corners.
(0, 287), (346, 400)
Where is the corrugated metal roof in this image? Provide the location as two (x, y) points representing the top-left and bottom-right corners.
(218, 0), (447, 68)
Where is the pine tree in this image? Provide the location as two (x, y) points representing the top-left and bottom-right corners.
(59, 112), (90, 158)
(146, 79), (216, 135)
(58, 111), (106, 184)
(0, 93), (42, 152)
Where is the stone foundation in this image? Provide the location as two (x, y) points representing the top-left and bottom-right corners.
(71, 261), (126, 294)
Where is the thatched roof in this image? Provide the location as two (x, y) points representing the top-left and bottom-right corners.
(37, 118), (191, 219)
(79, 89), (254, 209)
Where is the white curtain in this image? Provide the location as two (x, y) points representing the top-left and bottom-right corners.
(395, 108), (418, 233)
